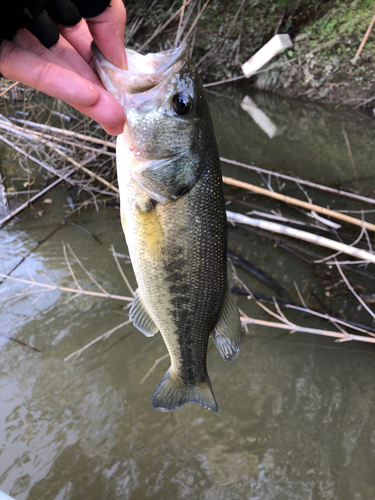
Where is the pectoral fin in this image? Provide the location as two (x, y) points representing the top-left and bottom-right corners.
(129, 289), (158, 337)
(212, 288), (242, 362)
(133, 152), (200, 203)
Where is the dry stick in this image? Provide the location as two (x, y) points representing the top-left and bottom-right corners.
(63, 242), (82, 291)
(179, 0), (197, 41)
(0, 135), (78, 185)
(313, 226), (366, 264)
(0, 333), (40, 352)
(223, 176), (375, 233)
(58, 151), (119, 194)
(190, 0), (200, 58)
(5, 119), (115, 161)
(234, 271), (375, 343)
(5, 190), (39, 196)
(175, 0), (187, 47)
(0, 273), (133, 302)
(140, 353), (170, 384)
(235, 0), (245, 64)
(8, 118), (115, 148)
(226, 211), (375, 264)
(139, 2), (189, 51)
(355, 14), (375, 59)
(0, 136), (104, 225)
(67, 243), (108, 295)
(342, 127), (358, 181)
(64, 319), (133, 361)
(111, 245), (135, 297)
(220, 157), (375, 205)
(334, 260), (375, 321)
(240, 317), (375, 344)
(0, 122), (119, 194)
(182, 0), (210, 43)
(0, 167), (8, 211)
(11, 127), (116, 157)
(0, 170), (75, 227)
(203, 75), (246, 87)
(0, 81), (19, 98)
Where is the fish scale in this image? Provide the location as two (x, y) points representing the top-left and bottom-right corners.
(93, 42), (242, 412)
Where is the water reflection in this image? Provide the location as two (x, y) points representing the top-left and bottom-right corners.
(240, 95), (282, 138)
(1, 90), (375, 499)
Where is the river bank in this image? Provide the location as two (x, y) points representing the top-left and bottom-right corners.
(126, 0), (375, 112)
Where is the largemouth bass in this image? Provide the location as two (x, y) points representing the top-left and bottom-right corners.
(92, 43), (242, 412)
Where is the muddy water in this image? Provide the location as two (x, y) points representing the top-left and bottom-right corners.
(1, 90), (375, 500)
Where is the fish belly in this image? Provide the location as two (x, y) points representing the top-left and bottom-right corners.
(122, 161), (227, 386)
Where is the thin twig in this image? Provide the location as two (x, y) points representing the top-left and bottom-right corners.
(67, 243), (108, 294)
(334, 260), (375, 321)
(0, 273), (133, 302)
(175, 0), (187, 47)
(0, 333), (40, 352)
(226, 211), (375, 264)
(342, 127), (358, 181)
(0, 122), (120, 194)
(223, 176), (375, 233)
(139, 2), (190, 51)
(354, 14), (375, 59)
(111, 245), (135, 296)
(64, 319), (132, 361)
(140, 353), (170, 384)
(241, 316), (375, 344)
(5, 118), (115, 148)
(0, 81), (19, 98)
(220, 157), (375, 205)
(0, 170), (75, 227)
(313, 226), (365, 264)
(182, 0), (210, 43)
(63, 242), (82, 291)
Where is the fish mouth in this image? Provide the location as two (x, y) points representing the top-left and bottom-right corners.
(92, 43), (189, 106)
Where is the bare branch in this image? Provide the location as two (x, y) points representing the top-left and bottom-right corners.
(140, 353), (170, 384)
(64, 319), (133, 361)
(111, 245), (135, 297)
(334, 260), (375, 322)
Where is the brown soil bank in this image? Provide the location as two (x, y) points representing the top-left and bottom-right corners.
(126, 0), (375, 111)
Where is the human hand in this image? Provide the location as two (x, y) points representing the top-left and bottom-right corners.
(0, 0), (127, 135)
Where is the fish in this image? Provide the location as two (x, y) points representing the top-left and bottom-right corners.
(92, 42), (242, 412)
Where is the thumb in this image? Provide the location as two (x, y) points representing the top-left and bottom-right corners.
(86, 0), (127, 70)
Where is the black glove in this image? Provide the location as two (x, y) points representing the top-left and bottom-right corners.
(0, 0), (111, 49)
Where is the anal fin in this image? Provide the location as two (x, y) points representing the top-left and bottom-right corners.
(129, 289), (158, 337)
(212, 287), (242, 362)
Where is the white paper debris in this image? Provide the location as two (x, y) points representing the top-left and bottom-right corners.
(241, 34), (293, 78)
(241, 96), (280, 138)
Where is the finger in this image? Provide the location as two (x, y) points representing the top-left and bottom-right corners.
(13, 28), (100, 85)
(57, 19), (94, 68)
(69, 88), (125, 135)
(87, 0), (127, 69)
(0, 40), (98, 107)
(51, 36), (101, 84)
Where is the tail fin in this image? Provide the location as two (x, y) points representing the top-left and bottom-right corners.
(152, 369), (218, 413)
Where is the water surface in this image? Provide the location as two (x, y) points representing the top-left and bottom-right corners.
(0, 89), (375, 500)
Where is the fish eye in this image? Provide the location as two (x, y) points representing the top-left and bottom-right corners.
(172, 93), (192, 115)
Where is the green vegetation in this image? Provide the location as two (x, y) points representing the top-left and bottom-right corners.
(125, 0), (375, 106)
